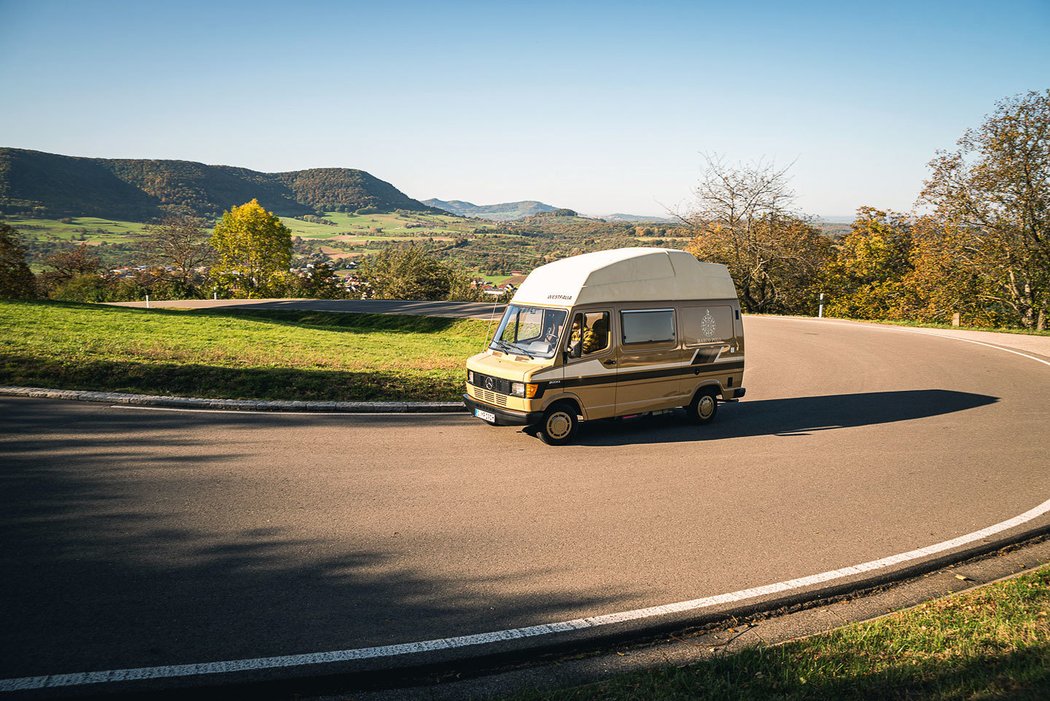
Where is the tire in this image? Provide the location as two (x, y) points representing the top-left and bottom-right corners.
(538, 403), (579, 446)
(686, 386), (719, 425)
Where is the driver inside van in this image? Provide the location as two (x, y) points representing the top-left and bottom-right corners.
(569, 316), (609, 356)
(587, 316), (609, 353)
(567, 319), (583, 355)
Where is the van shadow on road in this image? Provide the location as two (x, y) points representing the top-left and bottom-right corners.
(570, 389), (998, 446)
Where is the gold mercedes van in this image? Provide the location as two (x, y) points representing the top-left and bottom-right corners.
(463, 248), (745, 445)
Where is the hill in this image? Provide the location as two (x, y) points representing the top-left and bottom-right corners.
(423, 198), (560, 220)
(0, 148), (439, 220)
(600, 212), (675, 223)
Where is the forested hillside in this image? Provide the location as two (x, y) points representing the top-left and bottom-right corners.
(0, 148), (438, 220)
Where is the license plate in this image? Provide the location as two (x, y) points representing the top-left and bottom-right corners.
(474, 408), (496, 423)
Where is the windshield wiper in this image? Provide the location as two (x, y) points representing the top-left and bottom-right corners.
(490, 338), (515, 354)
(490, 338), (534, 359)
(508, 342), (535, 359)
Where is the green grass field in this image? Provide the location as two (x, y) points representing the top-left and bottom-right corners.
(0, 300), (490, 401)
(5, 216), (149, 244)
(7, 211), (486, 243)
(515, 566), (1050, 700)
(281, 211), (496, 244)
(6, 209), (505, 270)
(483, 274), (513, 284)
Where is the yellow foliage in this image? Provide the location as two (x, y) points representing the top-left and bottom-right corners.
(210, 199), (292, 298)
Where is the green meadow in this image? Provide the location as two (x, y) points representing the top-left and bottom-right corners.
(5, 216), (149, 244)
(280, 210), (491, 238)
(7, 210), (488, 244)
(0, 300), (490, 401)
(6, 210), (509, 271)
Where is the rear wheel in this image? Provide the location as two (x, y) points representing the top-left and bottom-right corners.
(538, 403), (579, 446)
(686, 386), (719, 425)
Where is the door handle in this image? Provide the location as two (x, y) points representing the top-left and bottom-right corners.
(602, 358), (617, 366)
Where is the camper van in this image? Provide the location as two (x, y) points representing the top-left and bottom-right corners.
(463, 248), (746, 445)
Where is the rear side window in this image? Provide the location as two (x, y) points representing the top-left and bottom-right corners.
(681, 306), (735, 345)
(621, 309), (675, 345)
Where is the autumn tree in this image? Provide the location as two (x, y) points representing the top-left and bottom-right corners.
(143, 213), (213, 297)
(34, 243), (104, 299)
(210, 199), (292, 298)
(822, 207), (915, 319)
(901, 216), (1005, 327)
(356, 243), (455, 300)
(42, 243), (102, 280)
(0, 222), (37, 299)
(920, 89), (1050, 330)
(682, 156), (831, 314)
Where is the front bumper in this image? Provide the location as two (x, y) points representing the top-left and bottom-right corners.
(462, 394), (543, 426)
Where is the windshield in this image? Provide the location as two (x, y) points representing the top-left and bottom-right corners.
(490, 305), (568, 359)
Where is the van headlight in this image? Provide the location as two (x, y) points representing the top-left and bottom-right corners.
(468, 370), (475, 384)
(511, 382), (539, 398)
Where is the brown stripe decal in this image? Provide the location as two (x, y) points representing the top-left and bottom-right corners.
(538, 360), (745, 395)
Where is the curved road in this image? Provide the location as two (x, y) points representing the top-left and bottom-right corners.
(1, 316), (1048, 689)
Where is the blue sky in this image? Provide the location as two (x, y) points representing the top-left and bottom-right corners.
(1, 0), (1048, 217)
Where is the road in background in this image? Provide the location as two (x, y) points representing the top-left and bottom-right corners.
(107, 298), (507, 320)
(106, 299), (1050, 357)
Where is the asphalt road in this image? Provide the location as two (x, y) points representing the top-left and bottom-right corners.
(1, 316), (1049, 686)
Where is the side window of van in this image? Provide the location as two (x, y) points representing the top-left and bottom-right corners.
(621, 309), (675, 345)
(567, 311), (611, 357)
(582, 311), (610, 354)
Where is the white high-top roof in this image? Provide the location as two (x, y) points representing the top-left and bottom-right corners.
(510, 248), (737, 307)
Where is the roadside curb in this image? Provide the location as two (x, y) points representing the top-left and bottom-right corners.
(0, 386), (467, 414)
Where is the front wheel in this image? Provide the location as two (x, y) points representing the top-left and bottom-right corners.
(686, 387), (719, 425)
(538, 403), (579, 446)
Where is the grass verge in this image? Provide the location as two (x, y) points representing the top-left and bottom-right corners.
(0, 300), (492, 401)
(514, 566), (1050, 700)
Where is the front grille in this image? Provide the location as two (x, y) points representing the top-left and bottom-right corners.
(475, 387), (508, 407)
(470, 372), (513, 395)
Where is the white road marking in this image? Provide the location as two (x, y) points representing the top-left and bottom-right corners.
(787, 317), (1050, 366)
(923, 336), (1050, 368)
(2, 496), (1048, 692)
(3, 318), (1047, 692)
(108, 405), (463, 417)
